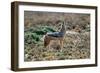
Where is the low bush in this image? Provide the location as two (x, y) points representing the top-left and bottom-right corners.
(24, 25), (56, 44)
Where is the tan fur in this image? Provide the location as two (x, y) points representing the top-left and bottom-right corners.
(44, 22), (66, 49)
(44, 34), (65, 49)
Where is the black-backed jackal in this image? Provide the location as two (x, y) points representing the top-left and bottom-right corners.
(44, 22), (66, 49)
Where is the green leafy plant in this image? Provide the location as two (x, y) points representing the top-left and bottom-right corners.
(24, 26), (56, 44)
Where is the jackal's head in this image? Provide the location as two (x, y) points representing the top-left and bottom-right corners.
(60, 21), (66, 34)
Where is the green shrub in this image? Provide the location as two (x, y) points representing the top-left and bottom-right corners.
(24, 25), (56, 44)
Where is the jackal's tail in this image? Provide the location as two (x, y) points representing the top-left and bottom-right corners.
(44, 35), (50, 47)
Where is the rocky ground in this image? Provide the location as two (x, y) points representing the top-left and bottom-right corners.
(24, 30), (90, 61)
(24, 11), (90, 61)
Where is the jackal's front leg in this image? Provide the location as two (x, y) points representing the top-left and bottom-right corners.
(60, 40), (63, 49)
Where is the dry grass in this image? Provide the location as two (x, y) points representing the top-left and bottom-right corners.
(24, 11), (90, 61)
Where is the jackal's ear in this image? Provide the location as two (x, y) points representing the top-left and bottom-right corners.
(62, 21), (66, 27)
